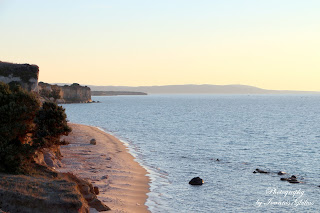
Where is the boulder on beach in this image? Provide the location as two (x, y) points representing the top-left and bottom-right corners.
(90, 138), (97, 145)
(189, 177), (204, 185)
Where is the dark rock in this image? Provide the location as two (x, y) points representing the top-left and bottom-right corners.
(255, 169), (269, 174)
(90, 139), (96, 145)
(288, 180), (300, 184)
(101, 175), (109, 180)
(280, 175), (300, 183)
(94, 186), (99, 195)
(277, 171), (286, 175)
(189, 177), (204, 185)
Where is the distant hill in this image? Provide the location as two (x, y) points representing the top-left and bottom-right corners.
(54, 84), (320, 94)
(92, 91), (147, 96)
(87, 84), (319, 94)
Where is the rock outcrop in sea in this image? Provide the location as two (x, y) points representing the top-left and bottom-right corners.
(189, 177), (204, 185)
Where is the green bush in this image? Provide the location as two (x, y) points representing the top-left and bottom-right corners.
(0, 82), (71, 174)
(0, 82), (40, 173)
(34, 102), (72, 148)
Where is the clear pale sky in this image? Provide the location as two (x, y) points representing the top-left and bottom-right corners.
(0, 0), (319, 90)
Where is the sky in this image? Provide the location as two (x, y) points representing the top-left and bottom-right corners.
(0, 0), (319, 90)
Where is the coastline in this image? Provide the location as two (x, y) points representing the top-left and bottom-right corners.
(58, 123), (150, 213)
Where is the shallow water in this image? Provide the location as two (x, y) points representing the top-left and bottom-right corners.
(63, 94), (320, 212)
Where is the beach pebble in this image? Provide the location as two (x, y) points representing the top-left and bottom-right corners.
(101, 175), (109, 179)
(90, 138), (97, 145)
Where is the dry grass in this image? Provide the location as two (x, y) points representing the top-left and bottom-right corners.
(0, 168), (89, 213)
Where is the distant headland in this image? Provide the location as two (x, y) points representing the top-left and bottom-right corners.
(84, 84), (320, 95)
(92, 91), (147, 96)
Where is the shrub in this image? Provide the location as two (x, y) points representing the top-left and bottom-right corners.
(0, 82), (71, 174)
(34, 102), (72, 148)
(39, 86), (61, 101)
(0, 82), (40, 173)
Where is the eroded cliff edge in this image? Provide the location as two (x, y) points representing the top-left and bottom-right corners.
(0, 61), (92, 103)
(0, 61), (39, 92)
(39, 82), (92, 103)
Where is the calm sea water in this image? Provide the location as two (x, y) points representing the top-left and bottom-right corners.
(63, 95), (320, 213)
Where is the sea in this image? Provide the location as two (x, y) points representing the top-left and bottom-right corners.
(62, 94), (320, 213)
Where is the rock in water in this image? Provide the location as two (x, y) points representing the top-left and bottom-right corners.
(277, 171), (286, 175)
(189, 177), (204, 185)
(90, 138), (96, 145)
(254, 169), (269, 174)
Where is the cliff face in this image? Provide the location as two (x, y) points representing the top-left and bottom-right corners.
(0, 61), (39, 92)
(38, 82), (92, 103)
(60, 83), (92, 103)
(0, 62), (92, 103)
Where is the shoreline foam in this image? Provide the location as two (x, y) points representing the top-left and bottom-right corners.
(58, 123), (150, 213)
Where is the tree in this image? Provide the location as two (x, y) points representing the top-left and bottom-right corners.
(33, 102), (71, 148)
(0, 82), (40, 173)
(0, 82), (71, 174)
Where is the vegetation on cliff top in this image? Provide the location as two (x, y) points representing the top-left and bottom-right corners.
(0, 61), (39, 83)
(0, 82), (71, 174)
(0, 82), (109, 212)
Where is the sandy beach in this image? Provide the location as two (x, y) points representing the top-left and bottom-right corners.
(58, 123), (150, 213)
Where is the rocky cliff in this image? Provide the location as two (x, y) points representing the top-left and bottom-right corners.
(0, 61), (39, 92)
(60, 83), (92, 103)
(38, 82), (92, 103)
